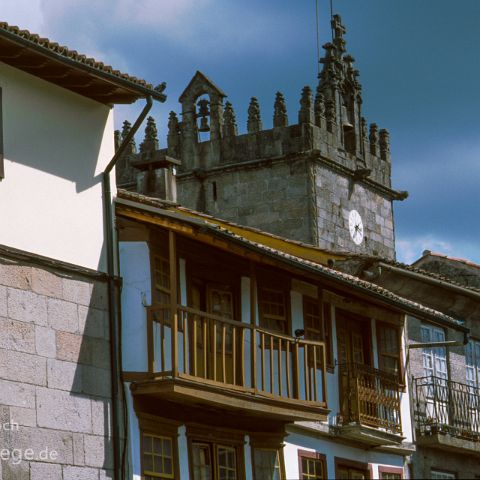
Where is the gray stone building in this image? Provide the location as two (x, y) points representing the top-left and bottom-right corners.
(117, 15), (407, 260)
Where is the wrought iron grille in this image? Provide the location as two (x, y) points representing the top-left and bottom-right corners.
(414, 375), (480, 440)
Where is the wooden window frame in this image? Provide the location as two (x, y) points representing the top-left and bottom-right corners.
(250, 433), (286, 480)
(186, 425), (245, 480)
(257, 270), (291, 335)
(376, 320), (405, 385)
(298, 449), (327, 479)
(138, 415), (180, 480)
(334, 457), (372, 479)
(378, 465), (403, 479)
(303, 296), (334, 370)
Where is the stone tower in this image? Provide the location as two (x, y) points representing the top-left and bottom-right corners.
(117, 15), (407, 259)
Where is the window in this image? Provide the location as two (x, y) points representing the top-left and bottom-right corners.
(258, 287), (288, 334)
(153, 253), (170, 305)
(298, 450), (327, 479)
(253, 448), (283, 480)
(190, 439), (241, 480)
(303, 298), (333, 367)
(431, 470), (456, 479)
(335, 458), (370, 480)
(466, 339), (480, 388)
(421, 324), (447, 380)
(378, 465), (403, 479)
(142, 433), (175, 479)
(377, 322), (403, 381)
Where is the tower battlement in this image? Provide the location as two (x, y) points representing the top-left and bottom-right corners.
(116, 15), (405, 259)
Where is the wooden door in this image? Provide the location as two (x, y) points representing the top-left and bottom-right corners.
(207, 285), (235, 384)
(336, 311), (371, 420)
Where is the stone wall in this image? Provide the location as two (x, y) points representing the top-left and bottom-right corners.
(177, 158), (314, 244)
(0, 255), (113, 480)
(313, 163), (395, 257)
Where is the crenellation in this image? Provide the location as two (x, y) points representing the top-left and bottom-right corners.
(119, 14), (400, 259)
(247, 97), (262, 133)
(273, 91), (288, 128)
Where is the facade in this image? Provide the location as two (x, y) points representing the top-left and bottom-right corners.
(335, 252), (480, 478)
(117, 190), (467, 480)
(0, 22), (164, 480)
(117, 15), (408, 260)
(112, 12), (479, 480)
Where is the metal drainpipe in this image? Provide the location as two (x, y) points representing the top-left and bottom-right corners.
(103, 95), (153, 480)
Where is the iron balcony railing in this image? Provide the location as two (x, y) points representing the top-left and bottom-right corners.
(145, 304), (328, 408)
(414, 375), (480, 441)
(338, 363), (402, 434)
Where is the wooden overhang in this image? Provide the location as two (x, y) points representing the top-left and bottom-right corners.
(115, 196), (463, 330)
(0, 22), (166, 104)
(130, 377), (328, 423)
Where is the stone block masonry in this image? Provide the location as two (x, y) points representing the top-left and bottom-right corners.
(0, 256), (113, 479)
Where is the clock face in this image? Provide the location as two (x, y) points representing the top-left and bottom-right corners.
(348, 210), (364, 245)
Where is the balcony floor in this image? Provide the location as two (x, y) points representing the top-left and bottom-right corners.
(130, 374), (329, 423)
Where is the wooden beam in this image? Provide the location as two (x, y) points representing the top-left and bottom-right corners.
(169, 230), (178, 377)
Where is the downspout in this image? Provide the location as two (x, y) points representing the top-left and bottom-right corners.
(103, 95), (153, 480)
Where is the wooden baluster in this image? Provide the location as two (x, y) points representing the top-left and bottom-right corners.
(202, 317), (207, 378)
(250, 262), (257, 391)
(240, 329), (245, 387)
(160, 317), (165, 372)
(304, 344), (309, 401)
(293, 342), (300, 399)
(147, 309), (154, 375)
(261, 333), (265, 392)
(222, 324), (226, 384)
(232, 327), (237, 385)
(321, 343), (327, 404)
(212, 320), (217, 381)
(278, 338), (283, 397)
(193, 315), (198, 376)
(313, 345), (318, 402)
(183, 311), (188, 375)
(169, 231), (178, 378)
(270, 335), (274, 394)
(286, 341), (291, 398)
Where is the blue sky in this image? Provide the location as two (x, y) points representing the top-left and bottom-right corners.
(5, 0), (480, 264)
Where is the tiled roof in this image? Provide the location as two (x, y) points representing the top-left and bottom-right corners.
(0, 21), (165, 102)
(415, 250), (480, 271)
(116, 190), (465, 330)
(117, 189), (348, 257)
(341, 252), (480, 295)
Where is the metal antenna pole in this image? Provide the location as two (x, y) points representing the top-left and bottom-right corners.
(315, 0), (321, 75)
(330, 0), (334, 40)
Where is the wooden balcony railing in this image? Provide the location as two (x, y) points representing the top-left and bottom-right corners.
(414, 376), (480, 441)
(338, 363), (402, 434)
(146, 305), (328, 407)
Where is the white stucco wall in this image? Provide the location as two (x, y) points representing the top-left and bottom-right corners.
(0, 62), (115, 271)
(284, 431), (406, 480)
(120, 241), (151, 372)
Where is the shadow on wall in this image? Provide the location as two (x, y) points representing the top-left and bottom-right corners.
(1, 62), (111, 193)
(0, 255), (115, 479)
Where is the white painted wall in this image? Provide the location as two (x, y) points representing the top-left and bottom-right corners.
(125, 384), (142, 480)
(120, 241), (151, 372)
(284, 430), (406, 480)
(0, 62), (115, 271)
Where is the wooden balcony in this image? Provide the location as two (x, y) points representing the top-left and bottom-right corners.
(335, 363), (403, 445)
(414, 376), (480, 453)
(130, 305), (329, 422)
